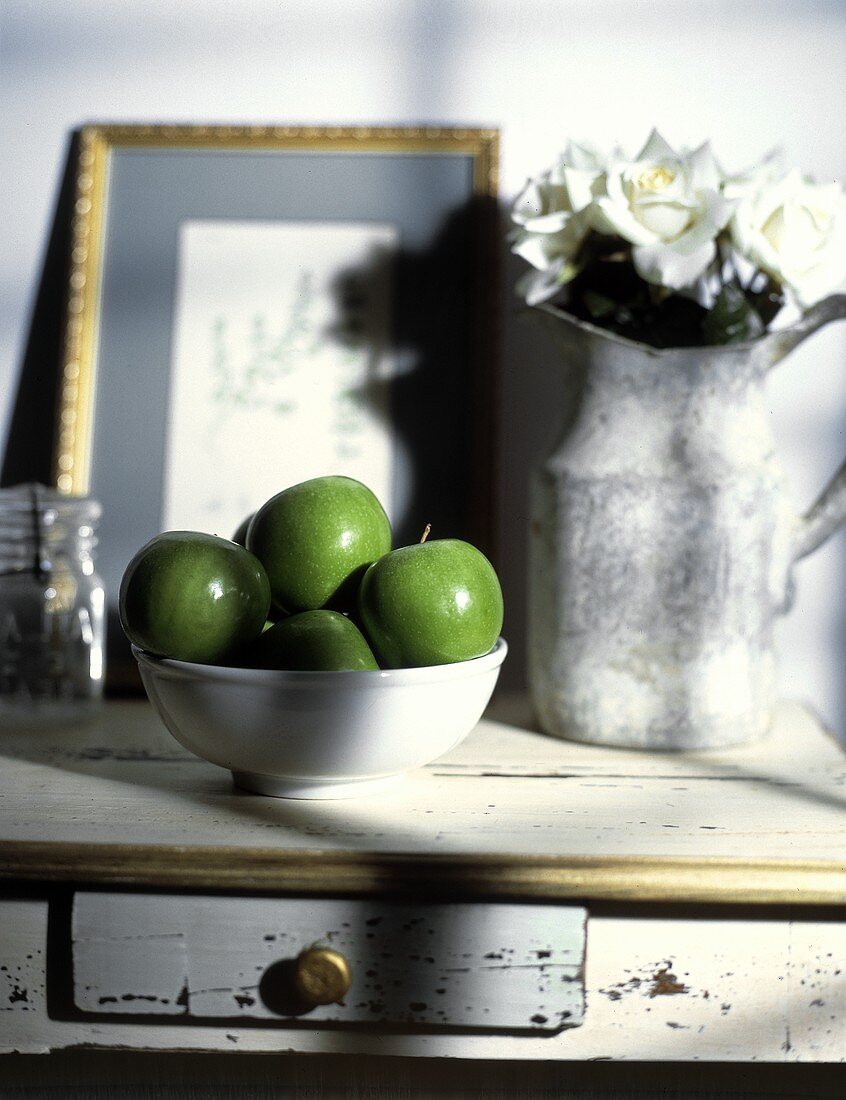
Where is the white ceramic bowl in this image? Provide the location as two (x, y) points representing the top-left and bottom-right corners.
(133, 639), (507, 799)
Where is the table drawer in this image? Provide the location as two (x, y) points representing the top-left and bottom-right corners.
(70, 892), (586, 1034)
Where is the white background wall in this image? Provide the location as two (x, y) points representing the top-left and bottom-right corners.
(2, 0), (844, 735)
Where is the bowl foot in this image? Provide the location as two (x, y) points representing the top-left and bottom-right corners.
(231, 770), (405, 800)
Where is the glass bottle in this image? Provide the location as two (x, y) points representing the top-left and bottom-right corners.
(0, 484), (105, 715)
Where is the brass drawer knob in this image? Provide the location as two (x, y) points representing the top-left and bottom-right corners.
(294, 946), (352, 1006)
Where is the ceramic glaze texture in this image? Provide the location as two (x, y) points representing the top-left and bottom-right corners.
(529, 297), (846, 749)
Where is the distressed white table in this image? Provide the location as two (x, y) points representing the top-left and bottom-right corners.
(0, 697), (844, 1063)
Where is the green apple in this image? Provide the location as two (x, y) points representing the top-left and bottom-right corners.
(358, 539), (503, 668)
(242, 610), (379, 671)
(120, 532), (271, 664)
(247, 476), (391, 614)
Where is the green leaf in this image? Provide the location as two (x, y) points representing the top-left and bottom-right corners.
(555, 257), (586, 286)
(702, 285), (765, 346)
(582, 290), (618, 320)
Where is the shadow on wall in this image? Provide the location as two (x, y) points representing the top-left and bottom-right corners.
(327, 198), (498, 556)
(1, 131), (79, 489)
(494, 249), (568, 692)
(303, 214), (546, 697)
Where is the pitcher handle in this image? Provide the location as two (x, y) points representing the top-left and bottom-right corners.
(793, 456), (846, 562)
(768, 293), (846, 367)
(788, 294), (846, 561)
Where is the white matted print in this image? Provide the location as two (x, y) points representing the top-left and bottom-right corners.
(163, 219), (399, 537)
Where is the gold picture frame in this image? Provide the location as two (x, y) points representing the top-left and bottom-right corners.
(54, 124), (499, 502)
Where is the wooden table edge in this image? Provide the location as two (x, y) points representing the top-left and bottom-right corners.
(1, 842), (844, 906)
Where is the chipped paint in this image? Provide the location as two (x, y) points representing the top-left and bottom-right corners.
(2, 900), (846, 1060)
(599, 960), (692, 1003)
(70, 894), (586, 1033)
(648, 964), (689, 998)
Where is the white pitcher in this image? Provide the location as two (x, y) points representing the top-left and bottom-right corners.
(528, 295), (846, 749)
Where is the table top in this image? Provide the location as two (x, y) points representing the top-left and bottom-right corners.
(1, 697), (844, 905)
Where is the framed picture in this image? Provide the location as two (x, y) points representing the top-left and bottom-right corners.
(53, 124), (500, 681)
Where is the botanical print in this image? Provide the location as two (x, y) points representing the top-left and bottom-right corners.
(163, 220), (399, 538)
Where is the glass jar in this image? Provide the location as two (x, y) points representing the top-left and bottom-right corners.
(0, 484), (105, 714)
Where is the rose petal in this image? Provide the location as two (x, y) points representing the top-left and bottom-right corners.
(511, 218), (585, 270)
(632, 192), (728, 288)
(790, 255), (846, 308)
(634, 235), (717, 290)
(523, 210), (575, 234)
(635, 128), (678, 163)
(593, 194), (657, 245)
(562, 139), (607, 173)
(511, 179), (547, 225)
(632, 201), (693, 240)
(686, 141), (723, 192)
(629, 170), (693, 206)
(560, 167), (601, 212)
(512, 232), (555, 271)
(704, 190), (736, 234)
(517, 264), (564, 306)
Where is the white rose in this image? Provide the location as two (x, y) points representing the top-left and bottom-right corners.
(730, 169), (846, 308)
(510, 141), (606, 305)
(592, 129), (734, 291)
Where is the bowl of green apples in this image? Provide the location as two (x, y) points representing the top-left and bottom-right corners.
(121, 476), (506, 799)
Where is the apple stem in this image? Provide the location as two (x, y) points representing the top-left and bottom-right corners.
(419, 523), (432, 544)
